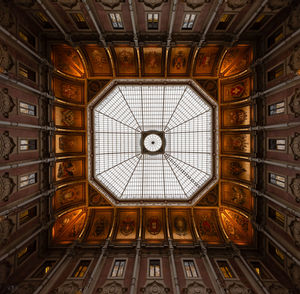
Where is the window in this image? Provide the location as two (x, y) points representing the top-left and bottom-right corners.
(19, 28), (36, 47)
(149, 259), (161, 277)
(19, 102), (37, 116)
(183, 260), (198, 278)
(216, 14), (234, 31)
(111, 259), (126, 277)
(18, 64), (36, 82)
(268, 138), (286, 151)
(109, 13), (124, 29)
(17, 240), (36, 265)
(20, 139), (37, 151)
(267, 64), (284, 82)
(19, 206), (37, 225)
(34, 12), (53, 29)
(19, 173), (37, 188)
(250, 261), (271, 280)
(269, 173), (286, 189)
(217, 261), (235, 279)
(70, 13), (89, 30)
(268, 243), (284, 265)
(267, 27), (283, 48)
(71, 260), (91, 278)
(31, 260), (56, 278)
(268, 101), (284, 115)
(268, 207), (285, 227)
(182, 13), (196, 30)
(249, 14), (272, 31)
(147, 13), (159, 30)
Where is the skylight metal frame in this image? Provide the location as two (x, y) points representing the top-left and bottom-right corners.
(87, 79), (219, 206)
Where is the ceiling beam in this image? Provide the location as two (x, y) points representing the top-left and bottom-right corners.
(36, 0), (73, 45)
(167, 0), (178, 49)
(198, 0), (223, 48)
(82, 0), (107, 47)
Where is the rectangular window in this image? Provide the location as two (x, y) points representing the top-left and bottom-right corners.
(17, 240), (36, 265)
(19, 28), (36, 47)
(268, 207), (285, 227)
(249, 14), (272, 31)
(31, 260), (56, 278)
(147, 13), (159, 30)
(250, 261), (271, 279)
(267, 27), (283, 48)
(71, 260), (91, 278)
(267, 64), (284, 82)
(34, 12), (53, 29)
(109, 13), (124, 29)
(216, 14), (234, 31)
(19, 102), (37, 116)
(269, 173), (286, 189)
(269, 243), (284, 265)
(19, 173), (37, 188)
(70, 13), (89, 30)
(20, 139), (37, 151)
(19, 206), (37, 225)
(18, 64), (36, 82)
(268, 101), (284, 115)
(149, 259), (161, 277)
(111, 259), (126, 277)
(182, 13), (196, 30)
(217, 260), (235, 279)
(268, 138), (286, 151)
(183, 260), (198, 278)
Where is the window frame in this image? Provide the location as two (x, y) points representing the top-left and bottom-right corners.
(18, 138), (38, 153)
(268, 172), (286, 190)
(18, 26), (37, 49)
(266, 26), (284, 49)
(18, 204), (38, 228)
(33, 11), (54, 30)
(70, 259), (92, 279)
(267, 205), (286, 228)
(18, 62), (37, 83)
(267, 101), (285, 116)
(268, 242), (285, 267)
(248, 260), (274, 281)
(29, 259), (57, 280)
(108, 12), (124, 30)
(16, 239), (37, 266)
(266, 63), (284, 83)
(181, 12), (197, 31)
(18, 100), (38, 117)
(147, 258), (163, 279)
(248, 13), (273, 32)
(18, 172), (38, 190)
(69, 12), (90, 30)
(214, 13), (236, 31)
(267, 137), (287, 152)
(108, 258), (128, 279)
(215, 259), (237, 280)
(181, 258), (199, 279)
(146, 12), (160, 31)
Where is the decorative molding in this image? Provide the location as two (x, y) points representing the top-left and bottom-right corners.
(0, 218), (14, 246)
(0, 1), (14, 29)
(289, 218), (300, 247)
(0, 173), (15, 202)
(96, 0), (125, 9)
(288, 263), (300, 290)
(268, 283), (289, 294)
(139, 0), (166, 9)
(0, 88), (15, 118)
(51, 281), (81, 294)
(289, 46), (300, 73)
(290, 174), (300, 202)
(97, 281), (127, 294)
(290, 133), (300, 160)
(226, 282), (252, 294)
(141, 281), (169, 294)
(0, 261), (11, 292)
(184, 0), (210, 10)
(287, 3), (300, 31)
(0, 131), (15, 160)
(14, 282), (37, 294)
(0, 43), (14, 73)
(183, 282), (212, 294)
(226, 0), (249, 10)
(14, 0), (35, 8)
(267, 0), (287, 10)
(57, 0), (79, 9)
(290, 88), (300, 117)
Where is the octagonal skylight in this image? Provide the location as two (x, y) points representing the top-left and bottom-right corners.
(90, 81), (218, 204)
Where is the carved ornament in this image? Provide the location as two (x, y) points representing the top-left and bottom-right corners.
(226, 0), (248, 10)
(289, 88), (300, 117)
(267, 0), (287, 10)
(289, 46), (300, 73)
(0, 43), (14, 73)
(96, 0), (124, 9)
(57, 0), (78, 9)
(0, 131), (15, 160)
(287, 4), (300, 31)
(0, 218), (14, 246)
(140, 0), (166, 9)
(184, 282), (211, 294)
(0, 88), (15, 118)
(141, 281), (169, 294)
(226, 283), (252, 294)
(268, 284), (289, 294)
(289, 218), (300, 247)
(51, 281), (80, 294)
(184, 0), (210, 10)
(98, 281), (126, 294)
(0, 173), (15, 202)
(14, 0), (35, 8)
(288, 263), (300, 289)
(290, 133), (300, 160)
(0, 1), (14, 29)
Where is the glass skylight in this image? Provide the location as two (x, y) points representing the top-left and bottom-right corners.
(93, 84), (214, 201)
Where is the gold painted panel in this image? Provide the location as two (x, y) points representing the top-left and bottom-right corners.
(142, 47), (164, 76)
(54, 158), (85, 182)
(143, 208), (165, 241)
(53, 105), (85, 129)
(169, 47), (192, 75)
(169, 209), (193, 241)
(53, 182), (86, 211)
(221, 133), (252, 154)
(53, 76), (85, 104)
(114, 47), (138, 76)
(194, 209), (225, 244)
(115, 209), (139, 240)
(85, 209), (113, 243)
(221, 158), (252, 183)
(222, 105), (251, 128)
(194, 46), (221, 76)
(54, 133), (85, 155)
(82, 45), (112, 76)
(52, 45), (85, 78)
(221, 182), (253, 213)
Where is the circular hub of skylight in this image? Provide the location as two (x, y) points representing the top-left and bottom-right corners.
(88, 80), (218, 206)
